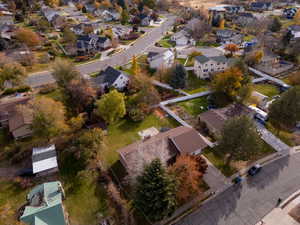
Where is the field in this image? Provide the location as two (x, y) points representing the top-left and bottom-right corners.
(175, 0), (224, 9)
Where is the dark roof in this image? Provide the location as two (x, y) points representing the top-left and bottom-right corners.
(98, 36), (109, 43)
(170, 129), (208, 154)
(211, 56), (228, 63)
(251, 2), (272, 8)
(289, 25), (300, 32)
(195, 55), (210, 64)
(238, 12), (254, 18)
(93, 66), (125, 87)
(147, 51), (159, 59)
(139, 14), (148, 20)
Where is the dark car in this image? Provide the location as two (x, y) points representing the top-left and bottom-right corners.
(248, 164), (262, 176)
(17, 168), (35, 177)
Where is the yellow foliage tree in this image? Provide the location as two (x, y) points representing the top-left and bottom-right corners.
(294, 10), (300, 25)
(254, 50), (264, 64)
(131, 55), (140, 75)
(45, 0), (60, 7)
(219, 19), (225, 29)
(212, 67), (244, 98)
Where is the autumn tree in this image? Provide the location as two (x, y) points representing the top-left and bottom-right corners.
(0, 63), (27, 90)
(65, 79), (96, 113)
(95, 90), (126, 124)
(294, 10), (300, 25)
(134, 159), (177, 222)
(212, 67), (243, 100)
(269, 86), (300, 129)
(63, 27), (77, 44)
(69, 113), (86, 131)
(169, 155), (205, 202)
(224, 43), (239, 57)
(288, 71), (300, 85)
(131, 55), (140, 75)
(15, 28), (41, 47)
(52, 59), (81, 88)
(169, 64), (187, 89)
(121, 8), (129, 25)
(219, 18), (225, 29)
(245, 50), (264, 66)
(21, 96), (69, 141)
(45, 0), (60, 7)
(217, 115), (263, 165)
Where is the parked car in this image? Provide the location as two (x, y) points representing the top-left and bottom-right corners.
(233, 175), (243, 184)
(17, 168), (35, 177)
(248, 164), (262, 176)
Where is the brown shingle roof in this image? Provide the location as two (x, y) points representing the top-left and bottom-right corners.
(8, 108), (33, 132)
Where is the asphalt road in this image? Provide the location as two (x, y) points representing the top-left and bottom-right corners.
(26, 15), (176, 88)
(175, 154), (300, 225)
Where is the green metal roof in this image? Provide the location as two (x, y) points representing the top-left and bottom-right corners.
(20, 181), (67, 225)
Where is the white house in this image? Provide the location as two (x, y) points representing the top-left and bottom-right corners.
(147, 49), (175, 69)
(32, 145), (58, 176)
(194, 55), (228, 79)
(170, 30), (195, 46)
(92, 66), (129, 91)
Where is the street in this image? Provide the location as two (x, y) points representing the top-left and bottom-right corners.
(26, 15), (176, 88)
(175, 154), (300, 225)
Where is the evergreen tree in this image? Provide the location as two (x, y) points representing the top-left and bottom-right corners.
(269, 17), (282, 32)
(134, 159), (177, 222)
(169, 64), (187, 89)
(121, 8), (129, 25)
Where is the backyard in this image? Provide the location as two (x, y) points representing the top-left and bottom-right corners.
(184, 71), (210, 94)
(253, 83), (280, 97)
(177, 96), (209, 116)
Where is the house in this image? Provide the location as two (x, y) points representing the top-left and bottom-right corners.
(83, 3), (96, 13)
(101, 9), (120, 22)
(92, 66), (129, 91)
(250, 2), (273, 11)
(77, 35), (111, 55)
(32, 145), (58, 176)
(199, 104), (253, 136)
(51, 14), (66, 29)
(139, 14), (154, 26)
(0, 24), (16, 40)
(233, 12), (256, 27)
(170, 29), (195, 46)
(251, 91), (269, 109)
(20, 181), (69, 225)
(8, 107), (33, 140)
(0, 15), (14, 26)
(216, 29), (243, 45)
(41, 6), (65, 29)
(194, 55), (228, 79)
(0, 94), (31, 128)
(287, 25), (300, 42)
(118, 126), (208, 177)
(147, 49), (175, 69)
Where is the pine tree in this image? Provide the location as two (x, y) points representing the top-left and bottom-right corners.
(169, 64), (187, 89)
(134, 159), (177, 222)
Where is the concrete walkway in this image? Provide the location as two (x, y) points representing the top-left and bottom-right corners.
(152, 80), (190, 96)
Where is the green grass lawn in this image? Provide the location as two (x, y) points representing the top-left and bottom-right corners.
(266, 122), (296, 146)
(196, 41), (221, 47)
(0, 179), (28, 225)
(243, 35), (255, 42)
(203, 141), (276, 177)
(253, 84), (280, 97)
(60, 152), (109, 225)
(40, 89), (65, 102)
(176, 58), (186, 65)
(184, 71), (210, 94)
(103, 114), (179, 166)
(177, 97), (209, 116)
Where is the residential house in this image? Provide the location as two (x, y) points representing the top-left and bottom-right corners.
(216, 29), (243, 45)
(41, 6), (65, 29)
(51, 14), (66, 30)
(101, 9), (120, 22)
(111, 26), (131, 39)
(250, 2), (273, 11)
(139, 14), (154, 26)
(170, 29), (195, 46)
(0, 15), (14, 26)
(194, 55), (228, 79)
(283, 8), (298, 19)
(77, 35), (111, 55)
(118, 126), (208, 177)
(0, 24), (16, 40)
(8, 107), (33, 140)
(199, 104), (253, 137)
(32, 145), (58, 176)
(20, 181), (69, 225)
(147, 49), (175, 69)
(83, 3), (96, 13)
(233, 12), (256, 27)
(0, 94), (31, 128)
(92, 66), (129, 92)
(287, 25), (300, 42)
(251, 91), (269, 109)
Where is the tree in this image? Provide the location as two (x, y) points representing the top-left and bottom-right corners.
(15, 28), (41, 47)
(269, 86), (300, 129)
(63, 27), (76, 44)
(294, 10), (300, 25)
(245, 50), (264, 66)
(121, 8), (129, 25)
(212, 67), (243, 99)
(69, 114), (86, 131)
(95, 90), (126, 124)
(52, 59), (81, 88)
(217, 115), (263, 165)
(131, 55), (140, 75)
(143, 0), (156, 9)
(134, 159), (177, 222)
(288, 71), (300, 86)
(21, 96), (68, 141)
(219, 18), (225, 29)
(65, 79), (96, 113)
(45, 0), (60, 7)
(169, 64), (187, 89)
(224, 43), (239, 57)
(269, 17), (282, 32)
(169, 155), (205, 202)
(0, 63), (27, 90)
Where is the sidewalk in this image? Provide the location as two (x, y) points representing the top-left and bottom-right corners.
(256, 190), (300, 225)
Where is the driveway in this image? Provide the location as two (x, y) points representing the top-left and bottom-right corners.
(175, 154), (300, 225)
(26, 15), (177, 88)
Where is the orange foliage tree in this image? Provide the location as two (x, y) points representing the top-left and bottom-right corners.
(224, 43), (239, 56)
(15, 28), (41, 47)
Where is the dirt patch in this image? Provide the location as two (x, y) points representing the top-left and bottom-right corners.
(154, 108), (166, 119)
(289, 203), (300, 222)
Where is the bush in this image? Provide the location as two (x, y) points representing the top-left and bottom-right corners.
(38, 84), (57, 94)
(2, 86), (31, 96)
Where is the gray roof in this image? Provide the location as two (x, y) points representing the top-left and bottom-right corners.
(195, 55), (210, 64)
(211, 55), (228, 63)
(195, 55), (228, 64)
(93, 66), (127, 87)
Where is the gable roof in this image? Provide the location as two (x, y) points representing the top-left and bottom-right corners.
(195, 55), (228, 64)
(195, 55), (210, 64)
(8, 108), (33, 132)
(20, 181), (66, 225)
(93, 66), (127, 87)
(32, 145), (58, 174)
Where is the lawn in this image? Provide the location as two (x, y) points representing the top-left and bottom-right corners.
(176, 58), (187, 65)
(203, 141), (276, 177)
(243, 35), (255, 42)
(59, 152), (109, 225)
(253, 84), (280, 97)
(184, 71), (210, 94)
(266, 122), (296, 146)
(177, 97), (209, 116)
(196, 41), (221, 47)
(103, 114), (179, 166)
(39, 89), (65, 102)
(0, 179), (28, 225)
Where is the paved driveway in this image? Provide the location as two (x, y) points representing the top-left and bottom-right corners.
(26, 15), (176, 88)
(175, 154), (300, 225)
